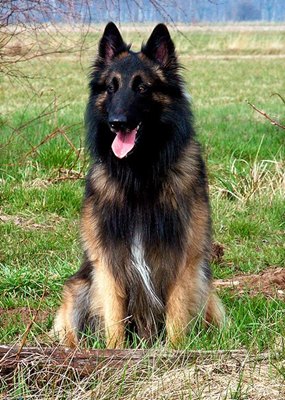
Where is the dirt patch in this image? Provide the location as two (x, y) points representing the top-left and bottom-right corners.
(0, 307), (50, 327)
(215, 267), (285, 299)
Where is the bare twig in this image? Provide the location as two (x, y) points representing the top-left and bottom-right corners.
(247, 100), (285, 131)
(0, 0), (90, 80)
(16, 289), (48, 358)
(20, 125), (82, 161)
(271, 93), (285, 105)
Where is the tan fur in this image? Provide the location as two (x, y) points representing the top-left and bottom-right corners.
(166, 264), (202, 346)
(166, 261), (224, 346)
(166, 209), (208, 344)
(138, 53), (166, 81)
(53, 281), (86, 348)
(81, 199), (98, 260)
(163, 141), (224, 345)
(116, 51), (130, 60)
(54, 191), (127, 348)
(90, 264), (126, 348)
(95, 92), (107, 111)
(205, 292), (225, 327)
(152, 92), (172, 105)
(81, 197), (126, 348)
(89, 165), (124, 206)
(99, 71), (122, 85)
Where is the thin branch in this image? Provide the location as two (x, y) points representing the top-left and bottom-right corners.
(16, 289), (48, 358)
(271, 93), (285, 105)
(247, 100), (285, 131)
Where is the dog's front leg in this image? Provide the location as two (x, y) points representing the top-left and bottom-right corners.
(165, 258), (207, 347)
(94, 264), (126, 349)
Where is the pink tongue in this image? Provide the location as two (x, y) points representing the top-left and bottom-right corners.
(111, 129), (137, 159)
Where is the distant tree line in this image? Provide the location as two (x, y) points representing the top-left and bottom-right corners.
(1, 0), (285, 25)
(87, 0), (285, 23)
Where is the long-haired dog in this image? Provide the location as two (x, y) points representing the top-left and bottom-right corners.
(53, 22), (224, 348)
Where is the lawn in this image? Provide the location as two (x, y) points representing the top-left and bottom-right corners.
(0, 24), (285, 398)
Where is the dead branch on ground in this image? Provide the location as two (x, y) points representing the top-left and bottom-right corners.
(0, 345), (273, 379)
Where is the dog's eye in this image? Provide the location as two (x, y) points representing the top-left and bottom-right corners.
(107, 83), (115, 94)
(107, 78), (118, 94)
(137, 84), (148, 94)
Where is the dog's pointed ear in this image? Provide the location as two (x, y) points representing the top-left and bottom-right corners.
(99, 22), (128, 62)
(142, 24), (176, 67)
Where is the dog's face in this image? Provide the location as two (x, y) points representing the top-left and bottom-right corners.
(103, 52), (154, 159)
(89, 22), (182, 159)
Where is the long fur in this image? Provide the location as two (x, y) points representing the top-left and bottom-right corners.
(53, 22), (224, 348)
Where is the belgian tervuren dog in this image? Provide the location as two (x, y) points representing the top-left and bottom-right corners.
(53, 22), (224, 348)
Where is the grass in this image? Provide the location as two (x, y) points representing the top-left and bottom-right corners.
(1, 24), (285, 398)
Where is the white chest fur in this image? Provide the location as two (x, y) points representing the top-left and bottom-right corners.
(131, 234), (163, 310)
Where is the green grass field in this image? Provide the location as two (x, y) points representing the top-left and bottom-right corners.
(1, 25), (285, 398)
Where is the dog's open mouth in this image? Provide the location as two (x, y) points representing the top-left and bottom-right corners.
(111, 123), (141, 159)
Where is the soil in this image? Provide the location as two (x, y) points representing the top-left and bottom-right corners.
(215, 266), (285, 299)
(0, 307), (50, 327)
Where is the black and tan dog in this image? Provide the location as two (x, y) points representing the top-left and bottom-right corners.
(53, 22), (224, 348)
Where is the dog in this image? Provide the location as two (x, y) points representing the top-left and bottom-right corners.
(53, 22), (224, 348)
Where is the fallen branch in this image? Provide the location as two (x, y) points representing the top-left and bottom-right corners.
(0, 345), (273, 379)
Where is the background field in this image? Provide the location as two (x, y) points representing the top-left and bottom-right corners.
(0, 25), (285, 398)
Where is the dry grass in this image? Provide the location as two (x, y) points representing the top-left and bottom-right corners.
(1, 348), (284, 399)
(134, 361), (284, 399)
(208, 33), (285, 55)
(213, 157), (285, 202)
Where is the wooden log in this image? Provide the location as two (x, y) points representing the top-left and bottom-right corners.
(0, 345), (256, 378)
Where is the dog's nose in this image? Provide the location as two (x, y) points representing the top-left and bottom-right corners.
(109, 115), (127, 132)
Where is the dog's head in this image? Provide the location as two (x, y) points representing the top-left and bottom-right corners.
(87, 22), (187, 160)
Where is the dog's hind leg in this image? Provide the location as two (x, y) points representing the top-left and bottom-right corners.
(52, 276), (91, 347)
(165, 259), (224, 347)
(204, 291), (225, 327)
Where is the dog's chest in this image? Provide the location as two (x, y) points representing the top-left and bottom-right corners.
(130, 234), (163, 310)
